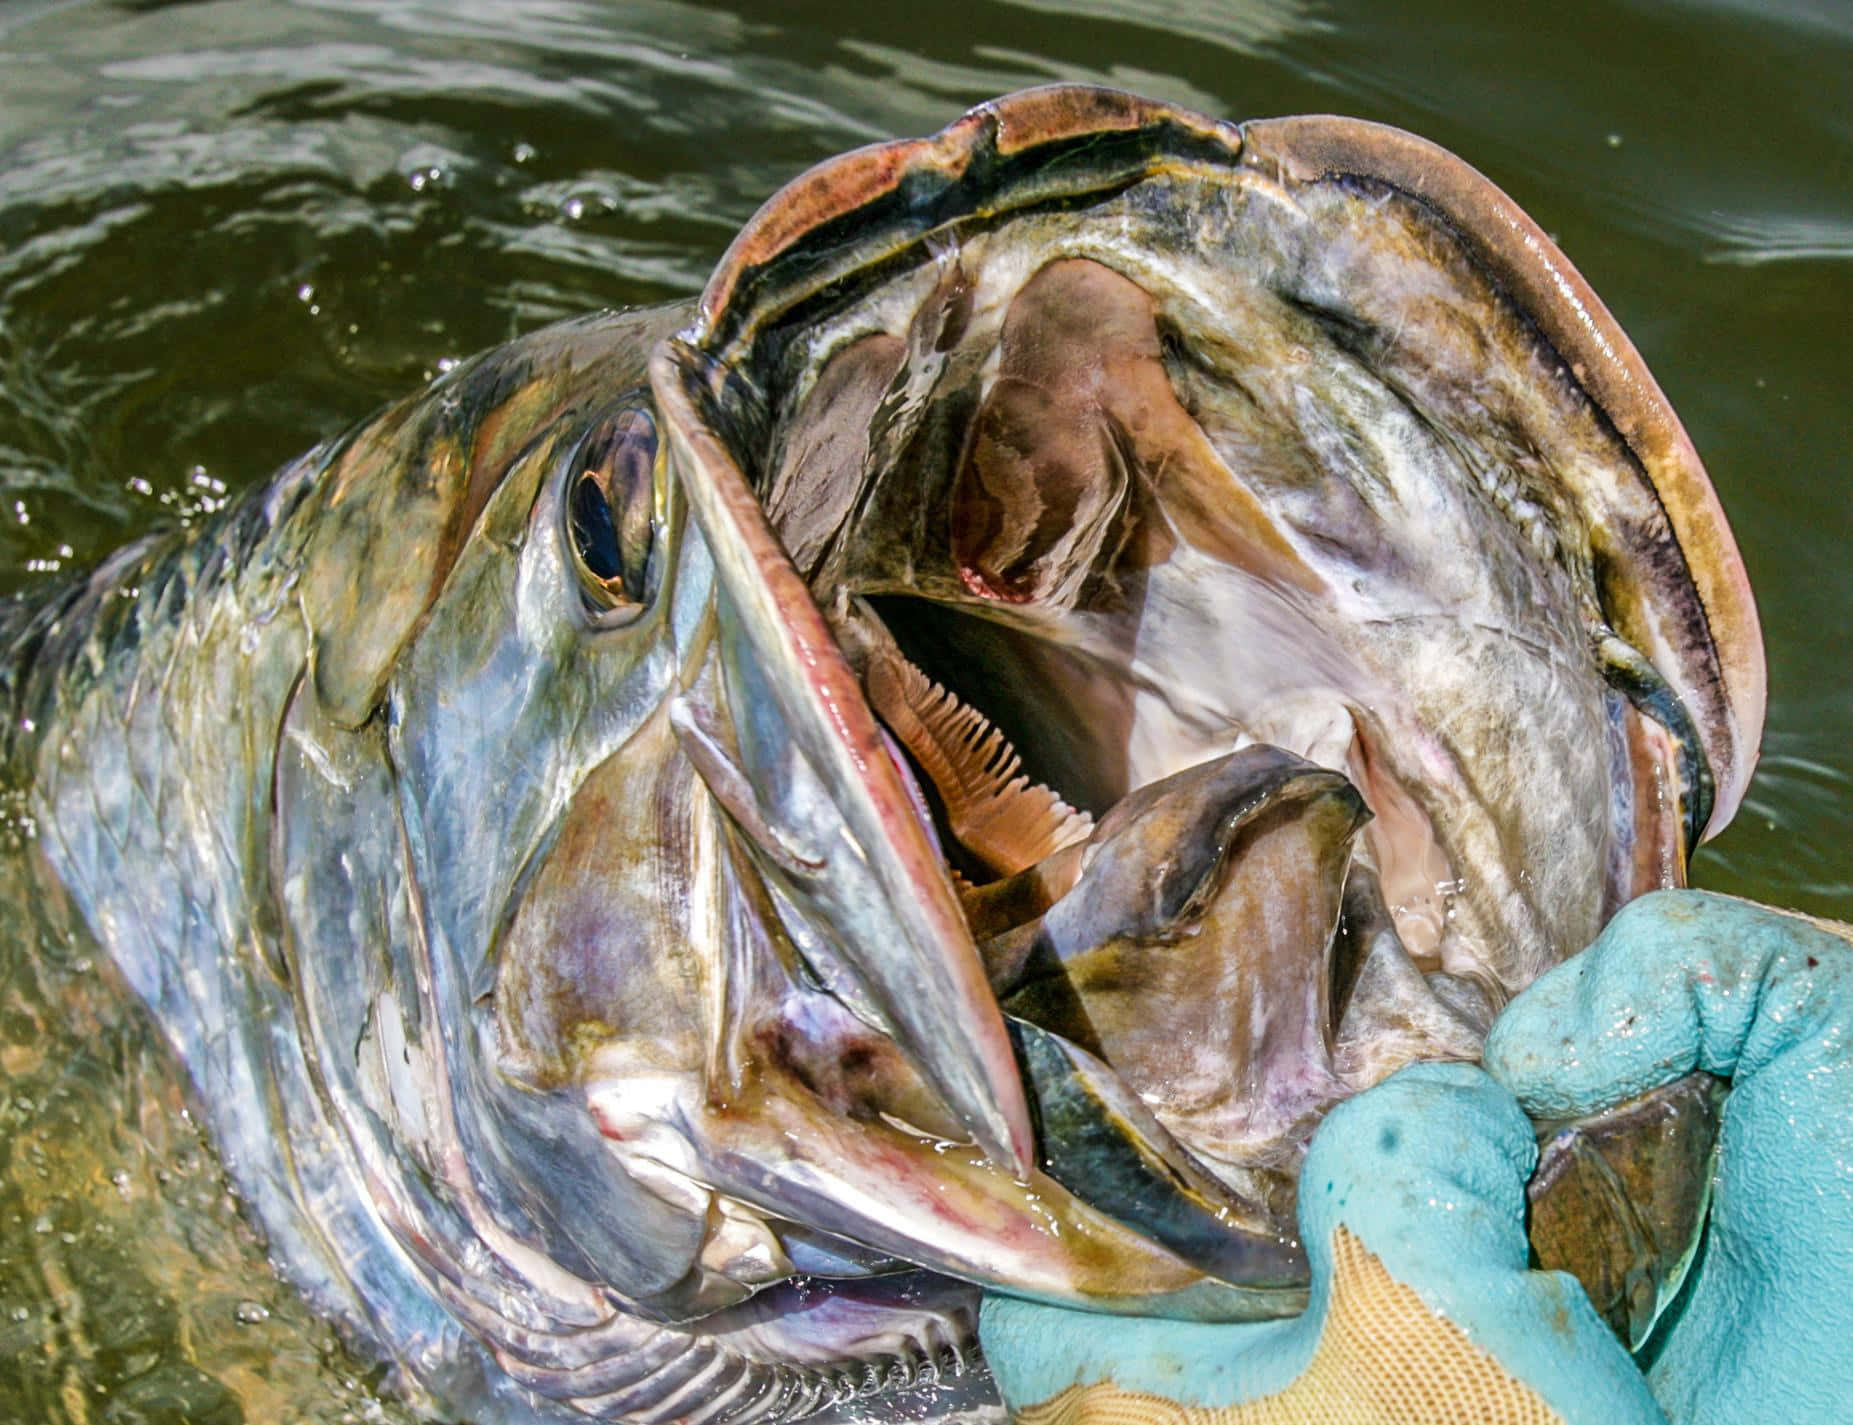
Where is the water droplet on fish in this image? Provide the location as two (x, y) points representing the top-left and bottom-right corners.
(234, 1300), (270, 1325)
(512, 141), (536, 164)
(1606, 132), (1623, 148)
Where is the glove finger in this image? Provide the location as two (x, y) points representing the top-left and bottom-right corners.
(1297, 1060), (1534, 1273)
(978, 1293), (1299, 1411)
(1485, 890), (1853, 1120)
(1486, 890), (1853, 1425)
(979, 1064), (1535, 1410)
(1300, 1063), (1658, 1424)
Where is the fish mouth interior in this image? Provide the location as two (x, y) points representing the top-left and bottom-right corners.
(662, 94), (1732, 1274)
(824, 561), (1483, 1184)
(727, 230), (1550, 1204)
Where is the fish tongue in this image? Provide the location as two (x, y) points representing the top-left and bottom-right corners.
(998, 746), (1369, 1180)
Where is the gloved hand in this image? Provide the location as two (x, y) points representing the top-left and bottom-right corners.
(979, 1060), (1663, 1424)
(1484, 889), (1853, 1425)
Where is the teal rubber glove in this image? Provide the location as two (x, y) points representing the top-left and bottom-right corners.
(979, 1061), (1663, 1424)
(1485, 889), (1853, 1425)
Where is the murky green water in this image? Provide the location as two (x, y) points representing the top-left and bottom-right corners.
(1, 0), (1849, 1420)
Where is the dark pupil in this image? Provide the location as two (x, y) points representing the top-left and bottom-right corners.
(571, 473), (624, 582)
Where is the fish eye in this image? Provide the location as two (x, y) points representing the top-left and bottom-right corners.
(566, 404), (658, 613)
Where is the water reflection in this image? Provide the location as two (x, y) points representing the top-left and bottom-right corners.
(1699, 212), (1853, 267)
(994, 0), (1322, 62)
(0, 839), (418, 1423)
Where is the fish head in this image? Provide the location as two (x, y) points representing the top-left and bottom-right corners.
(263, 87), (1765, 1411)
(624, 84), (1761, 1282)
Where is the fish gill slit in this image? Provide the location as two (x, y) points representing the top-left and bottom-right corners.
(862, 644), (1091, 879)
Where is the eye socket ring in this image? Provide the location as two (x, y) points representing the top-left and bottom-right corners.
(564, 403), (659, 614)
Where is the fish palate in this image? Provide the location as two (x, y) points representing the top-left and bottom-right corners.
(5, 86), (1762, 1424)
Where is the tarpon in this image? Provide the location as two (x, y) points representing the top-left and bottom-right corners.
(0, 87), (1762, 1424)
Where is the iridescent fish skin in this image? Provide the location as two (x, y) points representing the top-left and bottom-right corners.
(0, 87), (1761, 1424)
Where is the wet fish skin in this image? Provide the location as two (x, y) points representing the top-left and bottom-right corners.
(0, 303), (1273, 1425)
(1, 308), (737, 1422)
(0, 83), (1766, 1425)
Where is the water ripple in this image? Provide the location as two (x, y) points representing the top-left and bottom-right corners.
(1698, 210), (1853, 267)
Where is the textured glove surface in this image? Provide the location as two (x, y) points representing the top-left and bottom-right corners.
(1486, 889), (1853, 1425)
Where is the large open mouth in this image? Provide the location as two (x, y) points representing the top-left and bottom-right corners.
(803, 452), (1500, 1274)
(640, 84), (1762, 1321)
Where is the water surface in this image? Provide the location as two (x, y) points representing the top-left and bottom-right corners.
(1, 1), (1849, 1419)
